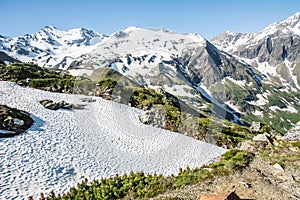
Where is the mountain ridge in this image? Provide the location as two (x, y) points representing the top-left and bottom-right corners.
(212, 12), (300, 91)
(1, 12), (300, 134)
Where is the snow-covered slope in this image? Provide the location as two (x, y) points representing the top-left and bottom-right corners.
(0, 81), (226, 199)
(78, 26), (206, 67)
(0, 26), (106, 69)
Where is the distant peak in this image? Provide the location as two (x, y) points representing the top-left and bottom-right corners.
(123, 26), (139, 33)
(282, 12), (300, 24)
(43, 25), (58, 30)
(225, 30), (238, 34)
(186, 32), (206, 43)
(290, 11), (300, 18)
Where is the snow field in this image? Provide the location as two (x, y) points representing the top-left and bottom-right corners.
(0, 81), (226, 199)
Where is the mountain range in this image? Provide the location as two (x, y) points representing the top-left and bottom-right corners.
(1, 12), (300, 134)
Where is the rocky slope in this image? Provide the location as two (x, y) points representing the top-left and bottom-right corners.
(212, 12), (300, 91)
(152, 137), (300, 200)
(211, 12), (300, 133)
(0, 51), (19, 64)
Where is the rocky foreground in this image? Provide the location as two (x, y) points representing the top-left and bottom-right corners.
(152, 135), (300, 200)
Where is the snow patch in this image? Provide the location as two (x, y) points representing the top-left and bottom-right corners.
(68, 69), (94, 76)
(0, 81), (226, 199)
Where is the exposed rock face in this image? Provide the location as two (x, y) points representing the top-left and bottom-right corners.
(285, 121), (300, 140)
(139, 106), (166, 129)
(39, 99), (86, 110)
(0, 105), (33, 137)
(0, 51), (19, 64)
(212, 12), (300, 90)
(250, 122), (262, 132)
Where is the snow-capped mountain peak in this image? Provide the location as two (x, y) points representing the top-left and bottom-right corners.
(261, 12), (300, 36)
(281, 11), (300, 29)
(123, 26), (139, 33)
(212, 12), (300, 52)
(212, 12), (300, 91)
(0, 26), (107, 69)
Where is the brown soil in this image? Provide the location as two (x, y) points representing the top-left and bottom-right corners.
(151, 144), (300, 200)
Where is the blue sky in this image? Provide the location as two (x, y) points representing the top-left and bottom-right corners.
(1, 0), (299, 39)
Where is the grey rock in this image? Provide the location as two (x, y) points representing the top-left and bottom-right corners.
(273, 163), (285, 172)
(251, 122), (262, 132)
(44, 102), (59, 110)
(286, 174), (295, 181)
(139, 107), (166, 128)
(0, 105), (34, 138)
(239, 140), (255, 152)
(285, 121), (300, 140)
(40, 99), (76, 110)
(253, 133), (271, 142)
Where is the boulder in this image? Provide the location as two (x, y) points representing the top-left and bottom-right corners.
(285, 121), (300, 140)
(44, 102), (60, 110)
(0, 105), (34, 138)
(139, 106), (166, 128)
(239, 140), (255, 152)
(40, 99), (75, 110)
(253, 133), (272, 143)
(250, 121), (262, 132)
(273, 163), (285, 172)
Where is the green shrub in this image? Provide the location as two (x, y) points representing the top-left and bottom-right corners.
(29, 78), (73, 88)
(41, 149), (253, 199)
(291, 141), (300, 149)
(97, 78), (117, 89)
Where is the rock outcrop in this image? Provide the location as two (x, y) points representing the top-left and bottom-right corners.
(39, 99), (86, 110)
(139, 106), (166, 129)
(285, 121), (300, 140)
(0, 105), (33, 137)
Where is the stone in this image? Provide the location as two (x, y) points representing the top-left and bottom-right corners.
(81, 98), (96, 103)
(40, 99), (76, 110)
(198, 190), (241, 200)
(13, 118), (24, 126)
(273, 163), (285, 172)
(0, 105), (34, 138)
(251, 121), (262, 132)
(139, 107), (166, 128)
(239, 140), (255, 152)
(44, 102), (59, 110)
(285, 122), (300, 140)
(253, 133), (271, 143)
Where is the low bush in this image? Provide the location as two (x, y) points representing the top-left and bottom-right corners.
(40, 149), (253, 199)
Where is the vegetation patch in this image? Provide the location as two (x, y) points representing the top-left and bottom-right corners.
(130, 88), (181, 132)
(36, 149), (253, 200)
(259, 140), (300, 168)
(0, 63), (75, 92)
